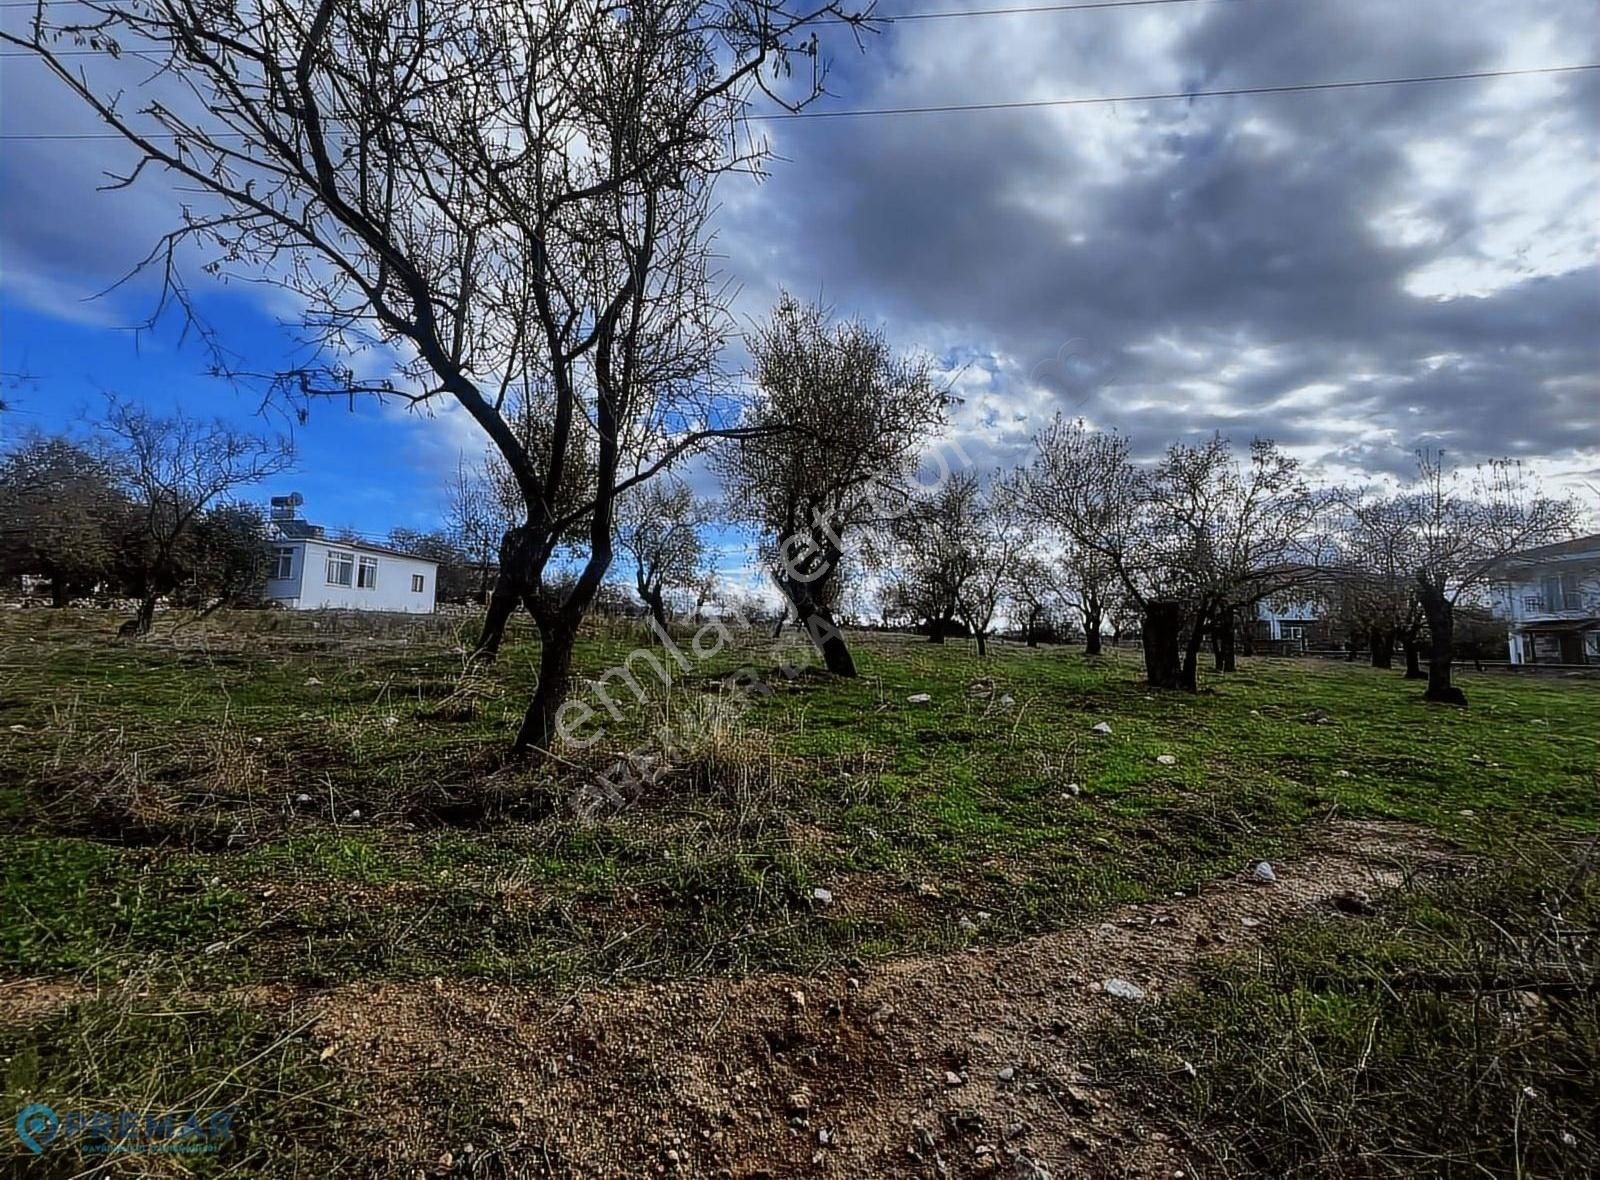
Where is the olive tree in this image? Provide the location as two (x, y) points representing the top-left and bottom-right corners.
(1398, 452), (1578, 705)
(615, 479), (711, 635)
(7, 0), (871, 752)
(715, 295), (945, 676)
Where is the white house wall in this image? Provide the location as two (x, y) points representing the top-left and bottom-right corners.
(266, 539), (437, 614)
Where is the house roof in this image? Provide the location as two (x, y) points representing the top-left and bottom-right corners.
(1514, 618), (1600, 633)
(270, 523), (439, 567)
(1502, 533), (1600, 565)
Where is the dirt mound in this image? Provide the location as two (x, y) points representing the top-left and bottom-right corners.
(316, 821), (1459, 1178)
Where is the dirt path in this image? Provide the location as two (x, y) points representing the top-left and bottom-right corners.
(309, 820), (1459, 1179)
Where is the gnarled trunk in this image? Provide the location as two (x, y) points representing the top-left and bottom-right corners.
(974, 628), (988, 658)
(1417, 581), (1466, 705)
(1142, 599), (1184, 689)
(1025, 605), (1042, 647)
(1179, 608), (1207, 691)
(473, 526), (529, 663)
(130, 593), (158, 636)
(514, 617), (579, 752)
(778, 574), (856, 677)
(1369, 626), (1394, 669)
(1214, 604), (1236, 672)
(1083, 599), (1103, 656)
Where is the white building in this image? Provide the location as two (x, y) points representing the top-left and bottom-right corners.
(264, 496), (438, 614)
(1494, 533), (1600, 666)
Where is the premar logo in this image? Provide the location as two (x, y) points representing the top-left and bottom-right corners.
(13, 1101), (237, 1155)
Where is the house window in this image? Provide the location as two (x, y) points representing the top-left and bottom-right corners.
(411, 574), (426, 593)
(272, 547), (294, 580)
(1523, 595), (1545, 612)
(357, 556), (379, 589)
(326, 551), (354, 587)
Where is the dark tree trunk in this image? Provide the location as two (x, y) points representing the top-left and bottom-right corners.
(1240, 626), (1256, 657)
(50, 576), (70, 608)
(1025, 605), (1042, 647)
(1369, 627), (1394, 669)
(1084, 600), (1103, 655)
(513, 618), (579, 752)
(778, 575), (857, 676)
(1142, 600), (1184, 689)
(1418, 582), (1467, 705)
(1216, 605), (1236, 672)
(127, 593), (158, 636)
(1180, 611), (1207, 691)
(926, 612), (950, 644)
(639, 582), (669, 640)
(1401, 629), (1425, 679)
(771, 611), (786, 639)
(473, 526), (530, 663)
(974, 628), (988, 657)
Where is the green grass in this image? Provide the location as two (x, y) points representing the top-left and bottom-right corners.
(1, 610), (1595, 988)
(1099, 835), (1600, 1177)
(1, 609), (1597, 1173)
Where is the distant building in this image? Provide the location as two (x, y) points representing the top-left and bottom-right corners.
(1494, 534), (1600, 666)
(1255, 599), (1325, 650)
(263, 494), (437, 614)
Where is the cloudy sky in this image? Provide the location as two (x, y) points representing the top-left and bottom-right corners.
(2, 0), (1597, 562)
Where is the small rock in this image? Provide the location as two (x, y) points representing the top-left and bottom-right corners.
(1155, 754), (1177, 766)
(811, 887), (833, 905)
(997, 1066), (1016, 1082)
(818, 1128), (833, 1146)
(959, 916), (979, 933)
(1250, 861), (1276, 884)
(1063, 782), (1081, 797)
(1102, 978), (1146, 1001)
(916, 881), (941, 899)
(1334, 769), (1353, 778)
(347, 809), (362, 821)
(787, 989), (806, 1009)
(665, 1148), (681, 1164)
(999, 694), (1015, 706)
(1240, 916), (1261, 928)
(945, 1070), (965, 1086)
(437, 1151), (453, 1170)
(1090, 721), (1113, 735)
(1457, 809), (1475, 818)
(7, 724), (26, 733)
(295, 793), (313, 805)
(907, 693), (932, 704)
(304, 676), (323, 687)
(1331, 889), (1375, 916)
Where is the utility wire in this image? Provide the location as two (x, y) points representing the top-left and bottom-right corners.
(0, 0), (1249, 17)
(0, 62), (1592, 140)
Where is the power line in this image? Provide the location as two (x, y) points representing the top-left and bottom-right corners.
(0, 0), (1243, 18)
(758, 62), (1600, 119)
(0, 62), (1591, 140)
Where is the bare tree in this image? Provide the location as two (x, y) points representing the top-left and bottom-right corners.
(8, 0), (872, 752)
(1022, 419), (1327, 689)
(615, 479), (710, 635)
(952, 476), (1032, 657)
(887, 470), (985, 645)
(1335, 491), (1428, 675)
(1018, 417), (1182, 684)
(1399, 452), (1578, 705)
(716, 295), (945, 676)
(101, 399), (292, 633)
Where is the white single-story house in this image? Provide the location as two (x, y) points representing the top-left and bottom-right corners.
(1256, 599), (1323, 646)
(264, 496), (438, 614)
(1494, 533), (1600, 666)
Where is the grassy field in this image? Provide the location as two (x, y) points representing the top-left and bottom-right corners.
(1, 608), (1596, 1176)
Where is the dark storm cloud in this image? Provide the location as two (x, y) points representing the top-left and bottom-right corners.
(717, 0), (1600, 479)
